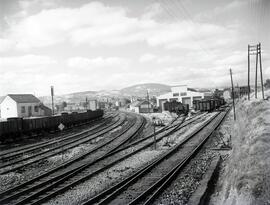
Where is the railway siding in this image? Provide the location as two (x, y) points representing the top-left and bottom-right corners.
(82, 111), (227, 205)
(0, 114), (124, 175)
(0, 113), (146, 205)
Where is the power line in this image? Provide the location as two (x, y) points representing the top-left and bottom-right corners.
(157, 0), (211, 57)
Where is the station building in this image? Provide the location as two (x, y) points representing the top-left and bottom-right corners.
(157, 85), (204, 111)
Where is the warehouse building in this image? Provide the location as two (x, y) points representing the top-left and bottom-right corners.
(157, 85), (204, 111)
(0, 94), (51, 118)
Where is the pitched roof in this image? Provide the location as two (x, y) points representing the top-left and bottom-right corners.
(7, 94), (40, 103)
(0, 96), (5, 104)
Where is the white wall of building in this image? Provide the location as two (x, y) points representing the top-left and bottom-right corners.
(129, 105), (139, 113)
(0, 96), (43, 118)
(89, 100), (97, 111)
(0, 96), (18, 118)
(157, 85), (204, 110)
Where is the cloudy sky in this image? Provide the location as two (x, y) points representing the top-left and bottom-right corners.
(0, 0), (269, 96)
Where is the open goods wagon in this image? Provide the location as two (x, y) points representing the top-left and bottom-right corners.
(163, 100), (189, 115)
(0, 109), (103, 142)
(193, 98), (225, 112)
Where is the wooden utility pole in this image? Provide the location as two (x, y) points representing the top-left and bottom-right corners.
(248, 43), (265, 100)
(248, 45), (250, 100)
(85, 97), (88, 110)
(255, 44), (258, 99)
(51, 86), (54, 115)
(147, 89), (150, 113)
(259, 43), (265, 99)
(230, 69), (236, 121)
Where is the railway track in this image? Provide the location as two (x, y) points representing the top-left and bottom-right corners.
(82, 109), (228, 205)
(0, 113), (147, 205)
(0, 113), (116, 160)
(0, 114), (124, 174)
(0, 113), (207, 205)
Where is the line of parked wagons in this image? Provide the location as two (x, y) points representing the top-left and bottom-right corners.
(163, 97), (226, 116)
(0, 109), (104, 142)
(193, 98), (226, 112)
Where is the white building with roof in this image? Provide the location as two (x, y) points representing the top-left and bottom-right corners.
(157, 85), (204, 111)
(129, 100), (154, 113)
(0, 94), (51, 118)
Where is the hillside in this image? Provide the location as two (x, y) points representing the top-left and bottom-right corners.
(39, 83), (171, 104)
(39, 91), (98, 105)
(120, 83), (171, 97)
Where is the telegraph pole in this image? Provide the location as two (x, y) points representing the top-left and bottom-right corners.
(147, 89), (150, 113)
(259, 43), (265, 99)
(248, 44), (250, 100)
(248, 43), (264, 100)
(230, 69), (236, 121)
(85, 97), (88, 110)
(255, 44), (258, 98)
(51, 86), (54, 115)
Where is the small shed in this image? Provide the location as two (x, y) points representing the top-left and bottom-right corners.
(129, 100), (154, 113)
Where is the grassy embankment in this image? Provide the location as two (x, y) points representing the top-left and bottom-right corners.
(219, 93), (270, 205)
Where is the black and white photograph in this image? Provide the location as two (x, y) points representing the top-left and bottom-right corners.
(0, 0), (270, 204)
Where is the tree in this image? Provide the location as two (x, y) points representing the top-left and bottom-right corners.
(60, 101), (67, 111)
(264, 79), (270, 89)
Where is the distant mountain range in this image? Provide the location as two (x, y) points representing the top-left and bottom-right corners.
(38, 83), (213, 105)
(39, 83), (172, 104)
(120, 83), (171, 97)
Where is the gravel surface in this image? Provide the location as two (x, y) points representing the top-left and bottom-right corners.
(44, 148), (162, 205)
(154, 144), (218, 205)
(146, 112), (224, 205)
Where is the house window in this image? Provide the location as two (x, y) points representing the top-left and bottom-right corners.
(173, 93), (179, 97)
(34, 106), (39, 112)
(180, 92), (187, 96)
(21, 106), (25, 113)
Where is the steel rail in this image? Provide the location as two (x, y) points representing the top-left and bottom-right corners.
(130, 110), (229, 205)
(0, 114), (119, 167)
(0, 115), (124, 174)
(0, 115), (145, 205)
(0, 113), (115, 159)
(25, 114), (206, 205)
(82, 111), (222, 205)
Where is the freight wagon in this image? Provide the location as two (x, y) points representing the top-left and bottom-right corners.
(0, 109), (104, 142)
(163, 100), (189, 115)
(193, 98), (225, 112)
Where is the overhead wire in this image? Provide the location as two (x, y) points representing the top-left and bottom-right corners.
(157, 0), (211, 57)
(170, 0), (211, 55)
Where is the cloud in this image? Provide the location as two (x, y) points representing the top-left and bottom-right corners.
(141, 3), (162, 20)
(0, 54), (57, 68)
(139, 53), (157, 63)
(0, 1), (238, 52)
(195, 0), (247, 21)
(67, 56), (129, 68)
(139, 53), (183, 64)
(0, 1), (263, 95)
(0, 38), (15, 52)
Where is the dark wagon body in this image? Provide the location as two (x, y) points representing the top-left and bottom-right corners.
(193, 98), (225, 112)
(0, 109), (104, 142)
(163, 100), (189, 115)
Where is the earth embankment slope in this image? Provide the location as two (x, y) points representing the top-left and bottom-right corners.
(214, 93), (270, 205)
